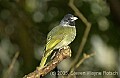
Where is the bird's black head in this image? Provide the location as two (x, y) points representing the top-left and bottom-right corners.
(60, 14), (78, 26)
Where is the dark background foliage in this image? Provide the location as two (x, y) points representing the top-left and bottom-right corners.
(0, 0), (119, 78)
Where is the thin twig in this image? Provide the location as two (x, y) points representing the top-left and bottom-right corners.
(69, 0), (92, 70)
(67, 53), (95, 78)
(3, 52), (19, 78)
(23, 46), (71, 78)
(73, 53), (94, 71)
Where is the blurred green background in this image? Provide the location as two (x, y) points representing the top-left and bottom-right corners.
(0, 0), (119, 78)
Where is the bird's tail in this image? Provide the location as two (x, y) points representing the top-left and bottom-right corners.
(40, 49), (53, 68)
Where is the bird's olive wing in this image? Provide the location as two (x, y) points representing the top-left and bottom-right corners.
(45, 26), (64, 51)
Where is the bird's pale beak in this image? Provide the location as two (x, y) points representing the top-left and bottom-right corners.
(71, 17), (78, 21)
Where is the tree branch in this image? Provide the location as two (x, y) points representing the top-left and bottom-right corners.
(68, 0), (92, 70)
(3, 52), (19, 78)
(67, 53), (95, 78)
(23, 46), (71, 78)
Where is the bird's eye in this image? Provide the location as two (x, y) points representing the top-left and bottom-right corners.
(68, 18), (71, 20)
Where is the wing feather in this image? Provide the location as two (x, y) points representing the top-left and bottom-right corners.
(45, 26), (64, 55)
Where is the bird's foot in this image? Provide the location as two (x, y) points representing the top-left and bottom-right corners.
(59, 46), (69, 51)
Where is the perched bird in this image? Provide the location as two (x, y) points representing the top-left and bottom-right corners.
(40, 14), (78, 68)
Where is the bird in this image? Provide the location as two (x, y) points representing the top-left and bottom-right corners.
(40, 14), (78, 68)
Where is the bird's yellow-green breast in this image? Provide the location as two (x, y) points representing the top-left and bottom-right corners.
(45, 25), (76, 52)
